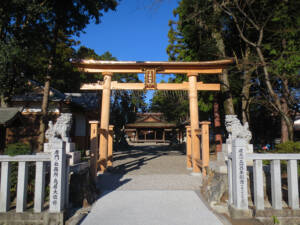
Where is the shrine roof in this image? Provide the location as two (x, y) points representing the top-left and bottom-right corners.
(126, 122), (176, 128)
(126, 112), (176, 128)
(72, 59), (234, 74)
(0, 107), (22, 126)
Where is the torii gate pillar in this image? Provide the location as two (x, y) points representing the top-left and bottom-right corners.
(99, 72), (113, 171)
(188, 73), (201, 174)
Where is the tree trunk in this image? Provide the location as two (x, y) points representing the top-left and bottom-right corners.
(256, 46), (294, 141)
(218, 69), (235, 115)
(213, 96), (222, 152)
(37, 23), (58, 152)
(281, 116), (288, 143)
(241, 48), (252, 124)
(211, 30), (235, 115)
(212, 2), (235, 116)
(37, 76), (51, 152)
(241, 72), (251, 124)
(281, 97), (294, 142)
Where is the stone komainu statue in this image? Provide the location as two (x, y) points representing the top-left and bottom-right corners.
(225, 115), (252, 143)
(45, 113), (73, 143)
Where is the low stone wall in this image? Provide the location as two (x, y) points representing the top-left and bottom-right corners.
(0, 212), (64, 225)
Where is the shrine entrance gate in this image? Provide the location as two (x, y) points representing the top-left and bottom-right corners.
(74, 60), (233, 177)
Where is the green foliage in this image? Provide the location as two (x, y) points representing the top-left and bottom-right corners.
(275, 141), (300, 153)
(3, 143), (34, 204)
(4, 143), (32, 156)
(167, 0), (300, 142)
(0, 0), (118, 105)
(272, 215), (280, 224)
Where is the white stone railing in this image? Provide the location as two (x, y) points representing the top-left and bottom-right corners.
(0, 141), (69, 213)
(227, 139), (300, 213)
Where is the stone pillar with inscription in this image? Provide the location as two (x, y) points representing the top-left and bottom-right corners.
(49, 141), (67, 212)
(231, 138), (248, 210)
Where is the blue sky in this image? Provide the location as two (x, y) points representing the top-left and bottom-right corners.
(74, 0), (179, 103)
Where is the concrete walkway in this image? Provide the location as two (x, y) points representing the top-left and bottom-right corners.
(80, 145), (225, 225)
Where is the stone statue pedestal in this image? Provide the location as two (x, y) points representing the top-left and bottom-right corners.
(44, 113), (81, 166)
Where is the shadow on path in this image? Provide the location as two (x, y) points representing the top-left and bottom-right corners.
(94, 144), (185, 199)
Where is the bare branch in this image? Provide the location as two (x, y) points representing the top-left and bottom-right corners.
(221, 4), (256, 47)
(234, 0), (259, 30)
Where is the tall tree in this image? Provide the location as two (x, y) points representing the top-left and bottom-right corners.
(167, 0), (236, 116)
(217, 0), (300, 141)
(36, 0), (118, 151)
(0, 0), (118, 150)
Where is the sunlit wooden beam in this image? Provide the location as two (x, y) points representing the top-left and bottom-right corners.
(78, 68), (222, 74)
(80, 81), (220, 91)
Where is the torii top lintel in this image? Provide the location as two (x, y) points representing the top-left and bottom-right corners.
(73, 59), (234, 74)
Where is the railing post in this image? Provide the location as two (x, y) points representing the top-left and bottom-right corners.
(287, 159), (299, 209)
(231, 139), (248, 210)
(16, 161), (29, 212)
(227, 157), (233, 205)
(65, 157), (70, 209)
(34, 161), (46, 212)
(0, 162), (11, 212)
(253, 159), (264, 210)
(271, 159), (282, 209)
(49, 141), (66, 212)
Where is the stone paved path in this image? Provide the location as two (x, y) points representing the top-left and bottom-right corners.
(80, 145), (226, 225)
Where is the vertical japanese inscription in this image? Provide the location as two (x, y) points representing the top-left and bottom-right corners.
(49, 141), (66, 212)
(144, 69), (156, 89)
(52, 150), (59, 206)
(238, 148), (246, 205)
(232, 138), (248, 210)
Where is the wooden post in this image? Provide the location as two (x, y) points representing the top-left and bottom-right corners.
(107, 125), (114, 167)
(213, 99), (222, 152)
(186, 126), (192, 169)
(200, 121), (210, 176)
(188, 73), (201, 174)
(163, 130), (165, 142)
(154, 130), (157, 140)
(89, 121), (99, 180)
(99, 72), (112, 171)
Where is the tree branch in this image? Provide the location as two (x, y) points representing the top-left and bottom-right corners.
(234, 0), (259, 30)
(220, 3), (256, 47)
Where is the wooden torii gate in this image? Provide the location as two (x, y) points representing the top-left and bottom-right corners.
(74, 59), (233, 176)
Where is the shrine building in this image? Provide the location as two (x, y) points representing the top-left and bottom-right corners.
(125, 113), (177, 143)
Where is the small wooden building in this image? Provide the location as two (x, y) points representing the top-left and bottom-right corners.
(125, 113), (178, 143)
(4, 80), (100, 151)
